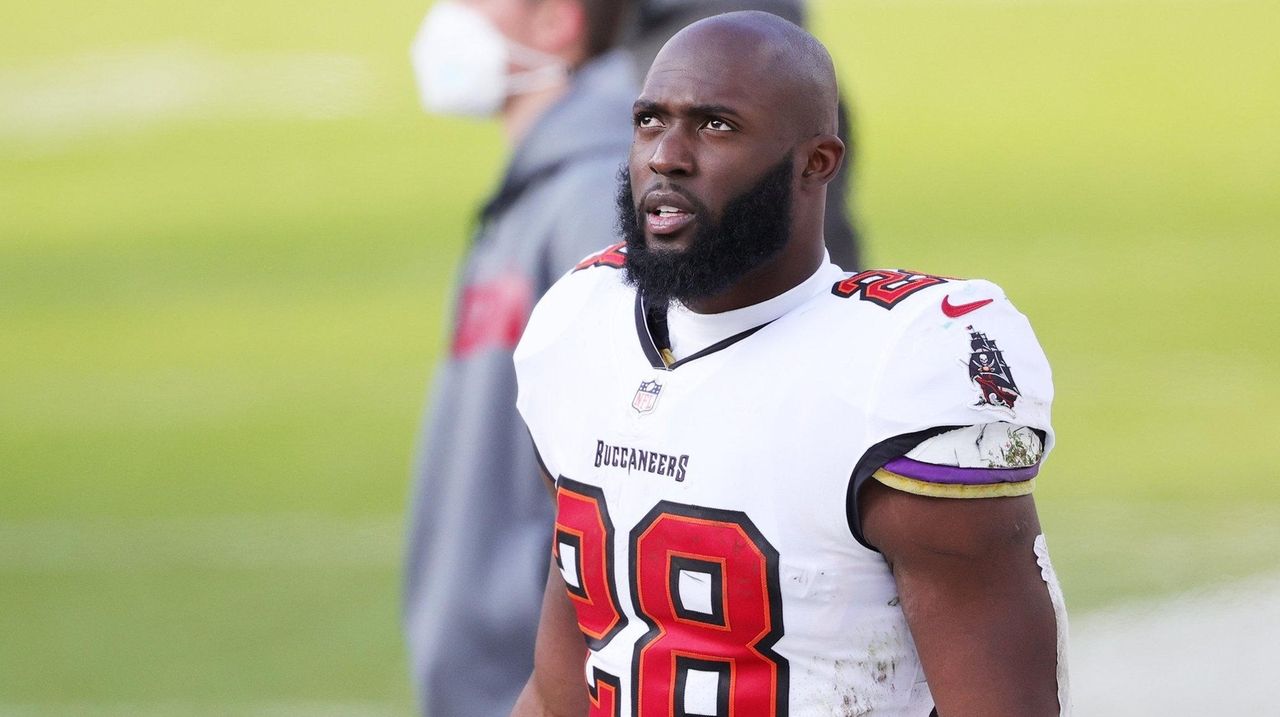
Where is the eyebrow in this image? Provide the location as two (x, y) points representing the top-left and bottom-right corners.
(632, 99), (742, 120)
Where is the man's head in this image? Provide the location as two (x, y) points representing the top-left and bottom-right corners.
(412, 0), (629, 121)
(464, 0), (629, 67)
(618, 11), (844, 311)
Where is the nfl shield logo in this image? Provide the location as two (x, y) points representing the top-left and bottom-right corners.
(631, 379), (663, 415)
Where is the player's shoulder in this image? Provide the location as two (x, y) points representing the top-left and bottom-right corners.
(516, 242), (632, 361)
(840, 268), (1053, 439)
(567, 241), (630, 276)
(541, 241), (631, 313)
(813, 267), (1030, 348)
(818, 266), (1051, 418)
(824, 267), (1008, 319)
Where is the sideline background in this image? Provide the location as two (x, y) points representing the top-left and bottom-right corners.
(3, 0), (1277, 713)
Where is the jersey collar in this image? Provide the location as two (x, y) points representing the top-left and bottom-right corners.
(634, 256), (841, 371)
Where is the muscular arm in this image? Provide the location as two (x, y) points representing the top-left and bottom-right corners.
(860, 480), (1061, 716)
(510, 469), (589, 717)
(510, 560), (590, 717)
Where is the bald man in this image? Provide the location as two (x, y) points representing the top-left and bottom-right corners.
(511, 12), (1068, 717)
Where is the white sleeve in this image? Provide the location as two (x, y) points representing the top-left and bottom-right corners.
(863, 279), (1056, 498)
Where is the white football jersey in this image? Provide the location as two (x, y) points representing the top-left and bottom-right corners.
(515, 245), (1055, 717)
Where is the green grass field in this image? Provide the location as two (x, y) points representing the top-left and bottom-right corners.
(2, 0), (1278, 713)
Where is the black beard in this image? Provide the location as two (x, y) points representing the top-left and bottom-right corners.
(616, 156), (794, 307)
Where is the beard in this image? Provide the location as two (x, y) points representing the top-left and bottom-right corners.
(616, 156), (794, 307)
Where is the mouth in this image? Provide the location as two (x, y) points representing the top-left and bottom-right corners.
(646, 205), (695, 236)
(641, 190), (697, 238)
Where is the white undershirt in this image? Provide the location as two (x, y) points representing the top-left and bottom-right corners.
(666, 253), (845, 360)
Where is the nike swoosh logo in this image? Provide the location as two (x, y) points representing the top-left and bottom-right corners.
(941, 295), (994, 318)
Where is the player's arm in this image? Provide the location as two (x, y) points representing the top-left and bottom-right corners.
(510, 559), (590, 717)
(860, 481), (1061, 716)
(510, 465), (588, 717)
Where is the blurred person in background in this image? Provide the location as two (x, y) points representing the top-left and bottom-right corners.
(402, 1), (859, 714)
(405, 3), (635, 713)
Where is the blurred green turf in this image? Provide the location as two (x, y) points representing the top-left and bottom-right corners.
(2, 0), (1278, 713)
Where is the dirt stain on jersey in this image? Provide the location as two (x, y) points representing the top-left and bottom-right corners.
(806, 648), (900, 716)
(828, 658), (874, 717)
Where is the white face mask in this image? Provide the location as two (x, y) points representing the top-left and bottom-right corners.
(410, 0), (570, 117)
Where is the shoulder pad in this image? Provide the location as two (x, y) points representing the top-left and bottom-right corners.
(572, 242), (627, 272)
(830, 268), (959, 310)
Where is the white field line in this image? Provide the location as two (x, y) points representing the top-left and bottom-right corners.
(1069, 572), (1280, 716)
(0, 44), (374, 151)
(0, 514), (401, 571)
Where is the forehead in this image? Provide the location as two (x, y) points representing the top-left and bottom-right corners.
(638, 41), (784, 119)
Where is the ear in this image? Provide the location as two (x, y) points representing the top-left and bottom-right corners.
(528, 0), (587, 61)
(799, 134), (845, 188)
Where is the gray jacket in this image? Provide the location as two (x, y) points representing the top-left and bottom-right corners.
(403, 49), (639, 716)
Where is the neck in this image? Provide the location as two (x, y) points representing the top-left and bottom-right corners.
(684, 237), (826, 314)
(501, 81), (570, 145)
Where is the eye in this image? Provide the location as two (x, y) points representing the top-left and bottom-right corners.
(635, 113), (662, 128)
(703, 118), (734, 132)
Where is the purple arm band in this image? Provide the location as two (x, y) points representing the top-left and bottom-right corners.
(882, 456), (1040, 485)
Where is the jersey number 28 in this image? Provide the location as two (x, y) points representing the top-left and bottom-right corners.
(554, 478), (790, 717)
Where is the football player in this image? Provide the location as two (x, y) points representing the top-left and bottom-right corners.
(403, 2), (862, 714)
(511, 11), (1068, 716)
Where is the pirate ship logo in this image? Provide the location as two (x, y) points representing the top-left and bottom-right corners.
(632, 379), (663, 415)
(967, 326), (1020, 410)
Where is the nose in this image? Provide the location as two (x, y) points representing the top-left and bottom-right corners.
(647, 129), (694, 177)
